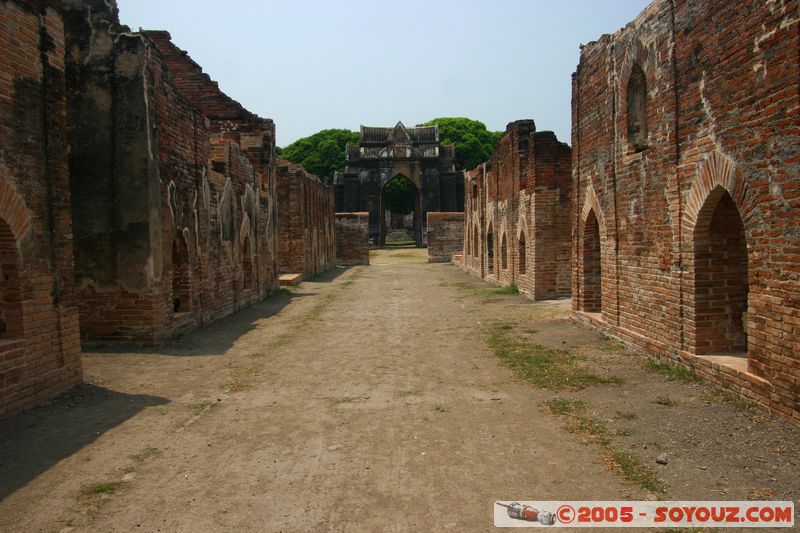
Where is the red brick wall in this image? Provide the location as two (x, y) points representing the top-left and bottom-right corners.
(276, 161), (336, 280)
(64, 3), (278, 345)
(459, 121), (572, 299)
(427, 212), (465, 263)
(0, 1), (82, 417)
(572, 0), (800, 424)
(335, 213), (370, 266)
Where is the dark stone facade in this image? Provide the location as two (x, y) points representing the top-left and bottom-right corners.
(334, 122), (464, 246)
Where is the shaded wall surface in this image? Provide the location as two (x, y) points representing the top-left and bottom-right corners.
(335, 213), (370, 266)
(460, 120), (572, 300)
(427, 213), (465, 263)
(0, 0), (82, 416)
(276, 161), (336, 280)
(572, 0), (800, 424)
(64, 0), (278, 345)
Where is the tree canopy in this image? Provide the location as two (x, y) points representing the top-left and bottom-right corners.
(280, 129), (360, 183)
(279, 119), (503, 181)
(420, 117), (503, 170)
(383, 178), (415, 215)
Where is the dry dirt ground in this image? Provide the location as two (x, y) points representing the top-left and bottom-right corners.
(1, 248), (798, 532)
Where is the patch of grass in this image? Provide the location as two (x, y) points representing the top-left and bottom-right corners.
(615, 411), (638, 421)
(269, 287), (292, 298)
(702, 388), (756, 411)
(83, 482), (122, 496)
(190, 400), (215, 414)
(641, 359), (702, 382)
(248, 351), (266, 358)
(433, 405), (448, 413)
(483, 283), (520, 296)
(397, 389), (421, 397)
(544, 401), (667, 495)
(128, 447), (161, 463)
(615, 428), (632, 437)
(542, 398), (587, 416)
(605, 447), (668, 495)
(225, 363), (260, 392)
(652, 396), (679, 407)
(488, 324), (624, 391)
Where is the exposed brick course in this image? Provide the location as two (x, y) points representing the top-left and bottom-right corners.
(427, 213), (464, 263)
(0, 0), (82, 417)
(459, 120), (572, 300)
(276, 160), (336, 280)
(335, 213), (370, 266)
(572, 0), (800, 424)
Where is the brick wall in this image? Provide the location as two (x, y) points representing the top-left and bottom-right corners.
(276, 161), (336, 280)
(335, 213), (370, 266)
(572, 0), (800, 424)
(427, 213), (465, 263)
(64, 1), (278, 345)
(459, 120), (572, 299)
(0, 0), (82, 417)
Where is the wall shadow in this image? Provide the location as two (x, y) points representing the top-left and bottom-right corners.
(0, 383), (169, 501)
(85, 266), (355, 357)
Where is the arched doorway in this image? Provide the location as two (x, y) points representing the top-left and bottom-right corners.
(171, 235), (191, 314)
(693, 188), (748, 355)
(518, 231), (527, 275)
(501, 232), (508, 270)
(0, 217), (21, 340)
(581, 210), (602, 313)
(486, 223), (494, 275)
(379, 175), (421, 246)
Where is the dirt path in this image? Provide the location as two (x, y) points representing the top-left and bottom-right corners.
(1, 248), (798, 532)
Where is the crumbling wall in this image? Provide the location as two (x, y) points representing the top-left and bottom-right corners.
(460, 120), (572, 299)
(335, 213), (370, 266)
(64, 1), (277, 344)
(276, 161), (336, 280)
(572, 0), (800, 424)
(0, 0), (82, 416)
(427, 213), (464, 263)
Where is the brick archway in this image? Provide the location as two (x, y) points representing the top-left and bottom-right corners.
(579, 185), (607, 313)
(683, 151), (750, 357)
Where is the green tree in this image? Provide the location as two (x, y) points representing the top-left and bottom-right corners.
(281, 129), (360, 183)
(384, 178), (415, 215)
(420, 117), (503, 170)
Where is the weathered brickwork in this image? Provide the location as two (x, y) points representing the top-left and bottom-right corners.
(64, 1), (278, 344)
(459, 120), (572, 300)
(427, 213), (465, 263)
(0, 0), (82, 416)
(572, 0), (800, 423)
(335, 213), (370, 266)
(276, 161), (336, 280)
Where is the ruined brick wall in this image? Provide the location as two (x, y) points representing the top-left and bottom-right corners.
(276, 161), (336, 280)
(64, 1), (277, 344)
(460, 120), (572, 299)
(0, 0), (82, 416)
(427, 213), (465, 263)
(572, 0), (800, 424)
(335, 213), (370, 266)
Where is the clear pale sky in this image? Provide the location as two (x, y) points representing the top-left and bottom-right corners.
(118, 0), (650, 147)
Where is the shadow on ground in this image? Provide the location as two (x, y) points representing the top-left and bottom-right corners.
(84, 267), (352, 358)
(0, 383), (168, 501)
